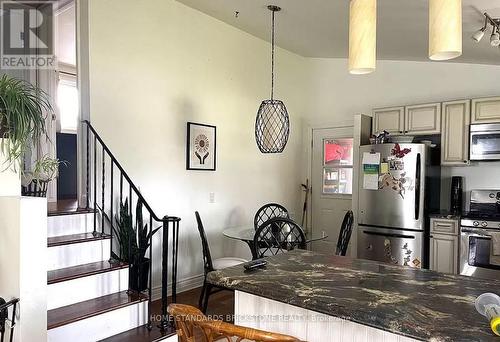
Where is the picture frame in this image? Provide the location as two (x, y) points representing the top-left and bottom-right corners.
(186, 122), (217, 171)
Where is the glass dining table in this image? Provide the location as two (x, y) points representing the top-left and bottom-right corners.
(223, 226), (328, 259)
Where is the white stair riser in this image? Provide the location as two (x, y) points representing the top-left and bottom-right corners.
(47, 301), (147, 342)
(48, 240), (111, 271)
(47, 268), (128, 310)
(47, 213), (97, 237)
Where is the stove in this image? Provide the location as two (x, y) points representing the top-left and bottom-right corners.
(461, 189), (500, 228)
(460, 190), (500, 280)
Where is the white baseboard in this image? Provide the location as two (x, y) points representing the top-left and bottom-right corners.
(151, 274), (204, 301)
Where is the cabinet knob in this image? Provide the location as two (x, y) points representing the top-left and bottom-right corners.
(464, 160), (468, 164)
(405, 131), (409, 133)
(399, 131), (403, 134)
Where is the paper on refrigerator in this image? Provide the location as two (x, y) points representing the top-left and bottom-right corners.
(362, 152), (380, 190)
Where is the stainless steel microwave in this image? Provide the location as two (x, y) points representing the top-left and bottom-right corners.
(470, 124), (500, 160)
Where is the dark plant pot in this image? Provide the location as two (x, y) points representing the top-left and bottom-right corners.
(129, 258), (150, 293)
(21, 179), (49, 197)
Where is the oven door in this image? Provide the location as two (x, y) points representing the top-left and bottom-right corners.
(460, 227), (500, 280)
(357, 226), (424, 268)
(470, 124), (500, 160)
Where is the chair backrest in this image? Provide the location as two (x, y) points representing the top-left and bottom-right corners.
(168, 303), (301, 342)
(254, 203), (290, 230)
(336, 210), (354, 256)
(253, 217), (306, 259)
(195, 212), (214, 274)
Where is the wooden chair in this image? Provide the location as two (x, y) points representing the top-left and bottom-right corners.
(168, 303), (302, 342)
(254, 203), (289, 230)
(253, 218), (306, 259)
(335, 210), (354, 256)
(195, 212), (247, 313)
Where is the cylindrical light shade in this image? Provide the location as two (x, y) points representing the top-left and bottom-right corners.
(349, 0), (377, 75)
(429, 0), (462, 60)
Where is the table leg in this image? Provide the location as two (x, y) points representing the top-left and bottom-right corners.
(246, 241), (258, 260)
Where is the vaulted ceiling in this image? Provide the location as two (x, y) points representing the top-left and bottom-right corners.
(177, 0), (500, 65)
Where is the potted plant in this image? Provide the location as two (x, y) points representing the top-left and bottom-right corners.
(21, 155), (68, 197)
(113, 198), (160, 292)
(0, 74), (51, 170)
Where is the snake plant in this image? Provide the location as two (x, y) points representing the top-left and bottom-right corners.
(0, 74), (51, 169)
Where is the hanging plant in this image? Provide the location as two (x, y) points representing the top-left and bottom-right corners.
(0, 74), (51, 169)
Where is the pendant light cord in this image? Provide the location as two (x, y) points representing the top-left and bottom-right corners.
(271, 8), (275, 101)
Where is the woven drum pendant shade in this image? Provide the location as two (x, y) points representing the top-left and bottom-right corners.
(429, 0), (462, 60)
(255, 99), (290, 153)
(255, 5), (290, 154)
(349, 0), (377, 74)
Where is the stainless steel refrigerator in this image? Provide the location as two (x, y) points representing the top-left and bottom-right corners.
(357, 143), (440, 269)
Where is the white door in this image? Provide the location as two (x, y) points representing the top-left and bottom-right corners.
(311, 127), (354, 254)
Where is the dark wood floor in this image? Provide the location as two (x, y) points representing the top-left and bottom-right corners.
(100, 287), (234, 342)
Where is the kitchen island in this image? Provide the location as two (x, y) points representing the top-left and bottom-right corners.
(207, 250), (499, 342)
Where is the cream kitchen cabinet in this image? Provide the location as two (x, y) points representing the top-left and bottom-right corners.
(471, 96), (500, 124)
(373, 103), (441, 136)
(405, 103), (441, 135)
(372, 107), (404, 134)
(441, 100), (470, 166)
(429, 218), (459, 274)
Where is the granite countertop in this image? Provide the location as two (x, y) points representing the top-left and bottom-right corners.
(207, 250), (500, 342)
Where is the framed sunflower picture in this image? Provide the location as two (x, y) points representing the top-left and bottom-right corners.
(186, 122), (217, 171)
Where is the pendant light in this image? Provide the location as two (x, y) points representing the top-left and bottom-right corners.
(255, 5), (290, 154)
(349, 0), (377, 75)
(429, 0), (462, 61)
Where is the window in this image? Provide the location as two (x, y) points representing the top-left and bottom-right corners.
(57, 73), (78, 133)
(322, 138), (354, 195)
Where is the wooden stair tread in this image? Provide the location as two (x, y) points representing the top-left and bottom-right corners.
(47, 291), (148, 330)
(48, 232), (110, 247)
(48, 260), (128, 284)
(48, 207), (96, 216)
(98, 324), (176, 342)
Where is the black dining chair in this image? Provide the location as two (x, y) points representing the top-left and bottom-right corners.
(253, 203), (290, 230)
(253, 217), (306, 259)
(195, 211), (247, 313)
(336, 210), (354, 256)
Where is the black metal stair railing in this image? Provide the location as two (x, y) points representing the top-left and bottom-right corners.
(83, 120), (180, 330)
(0, 297), (19, 342)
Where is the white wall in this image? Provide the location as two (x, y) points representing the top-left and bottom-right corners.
(304, 58), (500, 127)
(88, 0), (307, 291)
(0, 197), (47, 342)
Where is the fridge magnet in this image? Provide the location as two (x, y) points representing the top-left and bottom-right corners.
(391, 143), (412, 158)
(379, 172), (414, 199)
(186, 122), (216, 171)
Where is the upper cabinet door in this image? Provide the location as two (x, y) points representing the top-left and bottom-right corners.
(471, 97), (500, 124)
(405, 103), (441, 135)
(372, 107), (405, 135)
(441, 100), (470, 166)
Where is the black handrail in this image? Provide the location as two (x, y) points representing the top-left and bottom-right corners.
(83, 120), (180, 330)
(0, 297), (19, 342)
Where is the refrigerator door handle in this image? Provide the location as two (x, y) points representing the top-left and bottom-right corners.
(362, 230), (416, 239)
(415, 153), (421, 221)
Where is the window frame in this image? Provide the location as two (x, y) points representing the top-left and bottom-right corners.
(321, 138), (354, 196)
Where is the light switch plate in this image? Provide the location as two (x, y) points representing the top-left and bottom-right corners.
(209, 192), (215, 203)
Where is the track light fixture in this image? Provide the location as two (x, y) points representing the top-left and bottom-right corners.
(472, 12), (500, 48)
(472, 17), (487, 42)
(491, 27), (500, 47)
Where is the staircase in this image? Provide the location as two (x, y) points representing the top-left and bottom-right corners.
(45, 120), (181, 341)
